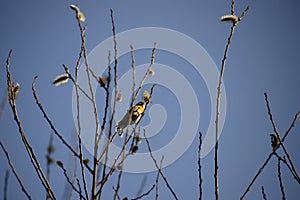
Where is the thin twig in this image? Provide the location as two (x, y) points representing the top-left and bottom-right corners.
(241, 109), (300, 199)
(155, 156), (164, 200)
(215, 11), (236, 200)
(46, 132), (54, 200)
(95, 52), (113, 169)
(130, 45), (136, 106)
(112, 186), (121, 200)
(155, 168), (159, 200)
(73, 64), (89, 200)
(106, 7), (119, 155)
(46, 133), (54, 181)
(198, 132), (203, 200)
(0, 140), (32, 199)
(71, 6), (99, 198)
(108, 8), (119, 141)
(144, 84), (156, 113)
(88, 68), (99, 83)
(97, 131), (119, 166)
(132, 44), (156, 105)
(132, 185), (155, 200)
(238, 6), (250, 22)
(241, 152), (273, 200)
(75, 11), (100, 200)
(97, 51), (112, 145)
(77, 179), (83, 200)
(215, 3), (249, 199)
(100, 10), (119, 198)
(31, 76), (92, 173)
(4, 170), (9, 200)
(274, 152), (298, 183)
(6, 50), (55, 200)
(75, 38), (84, 79)
(63, 64), (89, 200)
(231, 0), (235, 15)
(113, 156), (125, 200)
(261, 186), (267, 200)
(277, 159), (286, 200)
(282, 111), (300, 141)
(264, 93), (300, 182)
(96, 131), (135, 196)
(57, 161), (86, 200)
(125, 45), (156, 144)
(63, 66), (93, 102)
(113, 129), (134, 200)
(62, 130), (80, 200)
(144, 131), (178, 200)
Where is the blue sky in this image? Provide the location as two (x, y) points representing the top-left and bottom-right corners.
(1, 1), (300, 199)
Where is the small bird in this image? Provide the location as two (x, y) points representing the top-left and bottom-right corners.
(116, 101), (146, 137)
(270, 134), (279, 150)
(130, 101), (146, 124)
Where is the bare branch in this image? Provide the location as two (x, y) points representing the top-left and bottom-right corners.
(97, 51), (112, 147)
(77, 179), (83, 200)
(231, 0), (235, 15)
(31, 76), (92, 173)
(96, 131), (135, 196)
(241, 108), (300, 199)
(215, 2), (249, 199)
(0, 141), (32, 199)
(76, 13), (100, 200)
(113, 158), (124, 200)
(62, 65), (93, 102)
(132, 185), (155, 200)
(46, 132), (54, 200)
(277, 159), (286, 200)
(155, 156), (164, 200)
(264, 93), (300, 182)
(241, 152), (273, 200)
(46, 133), (54, 181)
(274, 152), (299, 183)
(3, 170), (9, 200)
(144, 131), (178, 200)
(91, 55), (112, 174)
(238, 6), (250, 22)
(132, 43), (156, 105)
(130, 45), (136, 107)
(56, 161), (86, 200)
(100, 10), (119, 199)
(215, 10), (236, 200)
(63, 61), (89, 200)
(282, 111), (300, 141)
(112, 186), (121, 200)
(6, 51), (55, 200)
(261, 186), (267, 200)
(198, 132), (203, 200)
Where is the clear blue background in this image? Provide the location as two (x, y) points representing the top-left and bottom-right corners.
(0, 0), (300, 199)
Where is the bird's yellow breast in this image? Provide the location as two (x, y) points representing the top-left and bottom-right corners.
(134, 105), (145, 114)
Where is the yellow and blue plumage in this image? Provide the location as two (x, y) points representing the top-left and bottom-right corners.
(116, 101), (146, 137)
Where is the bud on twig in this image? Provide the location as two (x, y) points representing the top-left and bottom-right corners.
(13, 83), (20, 100)
(52, 73), (69, 86)
(220, 14), (238, 23)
